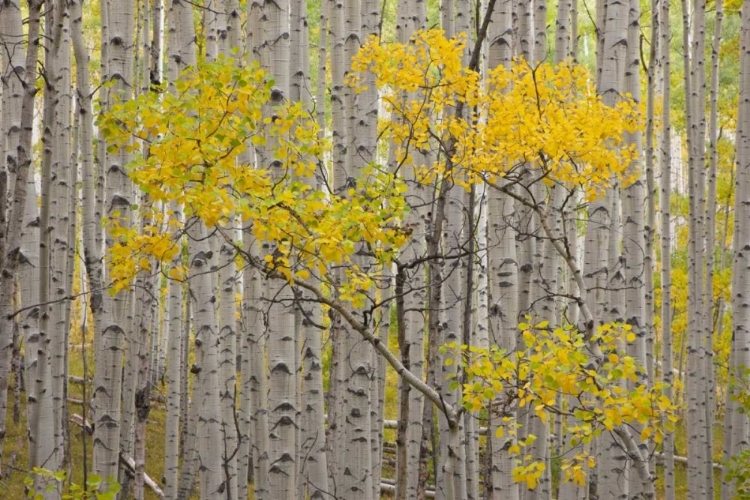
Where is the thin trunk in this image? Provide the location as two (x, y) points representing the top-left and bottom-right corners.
(92, 1), (136, 492)
(683, 0), (711, 493)
(726, 1), (750, 497)
(163, 206), (183, 500)
(592, 0), (627, 494)
(0, 0), (29, 467)
(623, 0), (650, 494)
(705, 0), (723, 496)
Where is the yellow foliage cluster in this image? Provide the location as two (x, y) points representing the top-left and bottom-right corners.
(99, 57), (409, 297)
(349, 30), (643, 201)
(456, 320), (677, 487)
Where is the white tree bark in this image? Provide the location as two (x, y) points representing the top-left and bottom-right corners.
(91, 0), (136, 492)
(726, 1), (750, 497)
(163, 205), (183, 500)
(659, 0), (676, 495)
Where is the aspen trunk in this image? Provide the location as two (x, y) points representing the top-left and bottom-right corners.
(726, 1), (750, 497)
(91, 1), (136, 492)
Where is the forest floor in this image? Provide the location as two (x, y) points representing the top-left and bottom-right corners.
(0, 338), (724, 499)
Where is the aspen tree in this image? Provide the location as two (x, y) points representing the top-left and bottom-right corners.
(394, 0), (428, 496)
(238, 5), (271, 500)
(621, 0), (653, 495)
(357, 1), (384, 496)
(91, 0), (136, 492)
(430, 4), (472, 496)
(126, 5), (156, 496)
(119, 0), (151, 466)
(486, 0), (520, 497)
(528, 0), (555, 495)
(288, 0), (330, 497)
(255, 1), (298, 498)
(704, 0), (723, 493)
(33, 9), (60, 490)
(338, 1), (375, 498)
(590, 0), (629, 494)
(554, 2), (586, 498)
(215, 2), (240, 496)
(682, 0), (711, 493)
(0, 0), (37, 470)
(158, 3), (193, 497)
(454, 2), (479, 495)
(328, 0), (346, 485)
(725, 0), (750, 496)
(659, 0), (675, 496)
(187, 218), (224, 500)
(35, 4), (75, 489)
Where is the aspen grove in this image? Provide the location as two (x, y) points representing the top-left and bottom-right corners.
(0, 0), (747, 499)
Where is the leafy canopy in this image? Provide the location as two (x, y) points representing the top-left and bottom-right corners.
(455, 321), (677, 488)
(98, 25), (663, 492)
(349, 30), (643, 201)
(100, 57), (409, 300)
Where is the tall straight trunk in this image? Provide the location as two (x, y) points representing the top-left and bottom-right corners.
(76, 2), (106, 483)
(644, 0), (659, 489)
(726, 1), (750, 497)
(120, 5), (152, 479)
(19, 155), (40, 460)
(623, 0), (650, 495)
(216, 5), (240, 496)
(217, 225), (238, 500)
(73, 0), (102, 490)
(91, 1), (136, 491)
(240, 235), (270, 500)
(600, 187), (630, 500)
(659, 1), (675, 500)
(133, 264), (155, 500)
(257, 1), (297, 498)
(395, 1), (428, 498)
(0, 0), (40, 471)
(240, 5), (270, 500)
(36, 31), (58, 489)
(161, 2), (194, 497)
(452, 7), (481, 500)
(17, 1), (43, 480)
(487, 3), (521, 497)
(299, 294), (329, 500)
(659, 0), (675, 495)
(359, 1), (383, 496)
(289, 0), (328, 498)
(185, 218), (224, 499)
(35, 13), (58, 492)
(683, 0), (711, 494)
(437, 175), (468, 500)
(591, 0), (627, 495)
(339, 2), (375, 499)
(644, 0), (659, 408)
(704, 0), (723, 495)
(237, 2), (257, 498)
(39, 2), (74, 484)
(553, 3), (585, 500)
(373, 266), (392, 500)
(166, 5), (223, 497)
(163, 208), (183, 500)
(328, 0), (346, 487)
